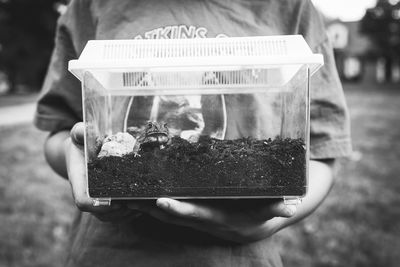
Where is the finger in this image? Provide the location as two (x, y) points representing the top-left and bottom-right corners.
(128, 200), (225, 230)
(129, 202), (204, 230)
(65, 138), (120, 213)
(80, 202), (124, 214)
(93, 208), (140, 222)
(65, 138), (87, 209)
(156, 198), (225, 224)
(126, 201), (156, 213)
(136, 206), (250, 243)
(205, 199), (295, 221)
(256, 200), (297, 219)
(70, 122), (85, 147)
(127, 201), (184, 223)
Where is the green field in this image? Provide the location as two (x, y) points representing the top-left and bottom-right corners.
(1, 82), (399, 267)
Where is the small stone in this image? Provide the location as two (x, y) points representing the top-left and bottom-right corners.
(180, 130), (200, 143)
(98, 132), (136, 158)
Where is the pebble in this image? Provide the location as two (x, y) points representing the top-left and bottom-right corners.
(98, 132), (136, 158)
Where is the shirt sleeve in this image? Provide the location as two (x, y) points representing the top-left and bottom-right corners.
(34, 0), (94, 133)
(298, 0), (352, 159)
(309, 39), (352, 159)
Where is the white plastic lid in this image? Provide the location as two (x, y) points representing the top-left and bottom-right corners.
(70, 35), (323, 75)
(69, 35), (323, 94)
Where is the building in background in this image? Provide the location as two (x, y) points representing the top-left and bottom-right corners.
(326, 19), (400, 84)
(326, 0), (400, 84)
(326, 20), (369, 82)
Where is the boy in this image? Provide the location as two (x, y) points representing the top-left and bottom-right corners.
(35, 0), (352, 266)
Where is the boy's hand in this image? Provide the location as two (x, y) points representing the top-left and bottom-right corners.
(62, 123), (333, 242)
(65, 123), (295, 234)
(128, 198), (296, 243)
(129, 159), (334, 243)
(65, 122), (138, 222)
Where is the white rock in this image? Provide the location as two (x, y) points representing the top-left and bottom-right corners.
(180, 130), (200, 143)
(98, 132), (136, 158)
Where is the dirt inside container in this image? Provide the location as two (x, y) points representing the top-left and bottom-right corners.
(87, 136), (306, 198)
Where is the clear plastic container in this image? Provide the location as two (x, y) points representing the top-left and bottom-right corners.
(69, 35), (323, 205)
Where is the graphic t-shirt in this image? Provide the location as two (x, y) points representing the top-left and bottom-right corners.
(35, 0), (352, 266)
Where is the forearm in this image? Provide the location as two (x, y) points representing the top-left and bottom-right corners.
(44, 130), (70, 179)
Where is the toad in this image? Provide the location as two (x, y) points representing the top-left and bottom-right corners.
(135, 121), (171, 152)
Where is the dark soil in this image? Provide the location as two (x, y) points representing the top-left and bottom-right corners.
(87, 136), (307, 198)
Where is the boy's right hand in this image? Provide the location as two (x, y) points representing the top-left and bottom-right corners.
(64, 122), (138, 222)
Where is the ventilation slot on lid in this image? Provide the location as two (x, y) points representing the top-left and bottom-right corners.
(102, 38), (289, 60)
(121, 70), (274, 89)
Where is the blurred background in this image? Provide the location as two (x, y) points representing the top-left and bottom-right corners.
(0, 0), (399, 266)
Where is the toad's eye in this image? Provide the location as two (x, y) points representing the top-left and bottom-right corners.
(147, 122), (157, 132)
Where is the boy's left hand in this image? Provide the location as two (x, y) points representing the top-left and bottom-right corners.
(128, 198), (296, 243)
(127, 159), (335, 243)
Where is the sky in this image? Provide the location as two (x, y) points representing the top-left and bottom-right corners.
(312, 0), (378, 21)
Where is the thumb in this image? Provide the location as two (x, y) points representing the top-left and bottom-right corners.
(256, 200), (297, 220)
(269, 201), (297, 218)
(70, 122), (85, 146)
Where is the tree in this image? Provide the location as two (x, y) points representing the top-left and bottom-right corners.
(0, 0), (67, 93)
(360, 0), (400, 56)
(360, 0), (400, 81)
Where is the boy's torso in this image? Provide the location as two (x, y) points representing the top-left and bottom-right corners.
(63, 1), (311, 266)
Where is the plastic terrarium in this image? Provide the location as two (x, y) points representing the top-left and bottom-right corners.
(68, 35), (323, 205)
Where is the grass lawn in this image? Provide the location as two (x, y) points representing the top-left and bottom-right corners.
(279, 82), (400, 267)
(0, 82), (399, 267)
(0, 93), (39, 108)
(0, 125), (74, 267)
